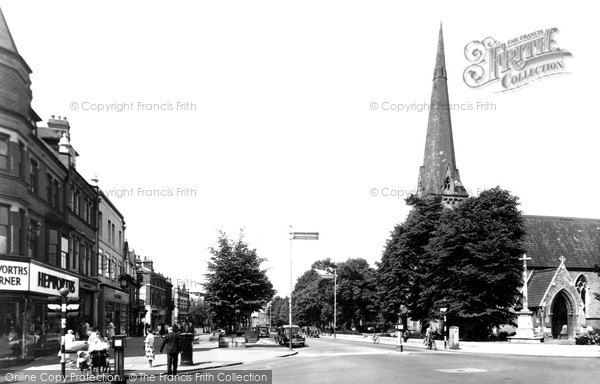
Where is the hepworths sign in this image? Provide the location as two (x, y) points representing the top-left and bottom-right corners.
(463, 28), (572, 92)
(29, 263), (79, 298)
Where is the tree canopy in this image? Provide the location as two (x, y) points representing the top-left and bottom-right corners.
(203, 231), (275, 331)
(378, 187), (526, 339)
(377, 194), (444, 324)
(292, 258), (379, 331)
(422, 187), (525, 338)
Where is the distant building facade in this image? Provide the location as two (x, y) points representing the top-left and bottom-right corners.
(137, 257), (172, 331)
(96, 188), (129, 336)
(172, 284), (190, 323)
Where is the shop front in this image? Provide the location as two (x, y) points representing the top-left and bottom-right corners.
(0, 258), (79, 367)
(99, 285), (130, 336)
(78, 277), (98, 333)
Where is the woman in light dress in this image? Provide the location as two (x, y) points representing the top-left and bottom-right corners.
(144, 325), (155, 367)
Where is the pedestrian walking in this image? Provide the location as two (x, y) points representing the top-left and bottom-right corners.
(81, 321), (90, 341)
(144, 327), (155, 368)
(425, 325), (437, 350)
(160, 326), (181, 376)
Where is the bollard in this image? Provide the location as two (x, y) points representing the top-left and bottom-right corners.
(180, 333), (194, 366)
(111, 335), (127, 384)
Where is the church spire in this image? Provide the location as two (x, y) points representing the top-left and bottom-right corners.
(417, 24), (468, 207)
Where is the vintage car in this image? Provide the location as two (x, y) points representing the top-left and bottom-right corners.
(277, 325), (305, 347)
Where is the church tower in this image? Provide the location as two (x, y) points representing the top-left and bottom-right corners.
(417, 25), (468, 207)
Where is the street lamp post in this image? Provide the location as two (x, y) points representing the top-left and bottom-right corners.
(333, 269), (337, 339)
(59, 287), (70, 378)
(316, 268), (337, 338)
(440, 307), (447, 349)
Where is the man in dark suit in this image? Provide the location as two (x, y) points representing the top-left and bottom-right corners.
(159, 326), (181, 375)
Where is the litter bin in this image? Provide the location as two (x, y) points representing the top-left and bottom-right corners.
(180, 333), (194, 366)
(448, 326), (459, 350)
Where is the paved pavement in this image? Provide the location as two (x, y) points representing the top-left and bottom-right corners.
(2, 333), (598, 383)
(321, 334), (600, 357)
(0, 334), (297, 383)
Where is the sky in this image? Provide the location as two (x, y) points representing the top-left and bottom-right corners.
(1, 0), (598, 297)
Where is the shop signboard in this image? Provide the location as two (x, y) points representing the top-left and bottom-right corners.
(0, 259), (29, 291)
(29, 263), (79, 298)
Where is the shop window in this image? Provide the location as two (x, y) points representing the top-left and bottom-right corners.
(0, 136), (8, 171)
(0, 206), (8, 254)
(98, 248), (104, 276)
(74, 191), (80, 216)
(105, 252), (112, 278)
(72, 238), (79, 271)
(29, 159), (39, 194)
(28, 221), (39, 258)
(85, 245), (91, 277)
(46, 173), (52, 205)
(53, 180), (60, 209)
(48, 229), (58, 265)
(60, 236), (69, 269)
(79, 242), (85, 274)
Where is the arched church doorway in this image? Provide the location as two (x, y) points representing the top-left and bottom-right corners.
(551, 291), (572, 339)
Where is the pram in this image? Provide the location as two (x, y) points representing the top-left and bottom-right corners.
(76, 350), (91, 372)
(89, 349), (111, 374)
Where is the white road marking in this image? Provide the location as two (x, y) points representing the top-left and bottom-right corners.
(435, 368), (488, 373)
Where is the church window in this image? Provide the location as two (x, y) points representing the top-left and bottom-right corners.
(575, 275), (587, 314)
(443, 177), (451, 191)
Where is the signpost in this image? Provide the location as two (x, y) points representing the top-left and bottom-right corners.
(289, 226), (319, 350)
(47, 290), (80, 377)
(440, 307), (447, 349)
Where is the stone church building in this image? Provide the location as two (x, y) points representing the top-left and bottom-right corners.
(417, 26), (600, 339)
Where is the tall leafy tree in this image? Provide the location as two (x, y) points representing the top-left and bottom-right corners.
(204, 231), (275, 331)
(269, 296), (289, 327)
(377, 194), (444, 325)
(422, 187), (525, 339)
(188, 300), (211, 328)
(336, 258), (379, 330)
(292, 259), (335, 328)
(292, 258), (379, 331)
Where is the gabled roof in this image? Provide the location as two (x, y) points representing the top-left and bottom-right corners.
(527, 269), (556, 308)
(523, 215), (600, 269)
